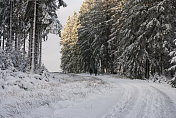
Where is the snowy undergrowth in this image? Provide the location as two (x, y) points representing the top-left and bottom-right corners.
(0, 70), (110, 118)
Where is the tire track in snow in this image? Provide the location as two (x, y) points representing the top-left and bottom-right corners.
(148, 86), (176, 118)
(102, 83), (139, 118)
(126, 84), (176, 118)
(125, 84), (148, 118)
(56, 75), (176, 118)
(101, 80), (176, 118)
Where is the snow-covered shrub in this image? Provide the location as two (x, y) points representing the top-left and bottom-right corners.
(167, 77), (176, 88)
(0, 69), (51, 91)
(0, 49), (40, 73)
(0, 49), (14, 70)
(169, 77), (176, 88)
(10, 50), (30, 72)
(0, 49), (30, 72)
(151, 73), (167, 83)
(35, 64), (48, 75)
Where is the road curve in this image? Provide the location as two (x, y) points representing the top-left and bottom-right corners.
(97, 75), (176, 118)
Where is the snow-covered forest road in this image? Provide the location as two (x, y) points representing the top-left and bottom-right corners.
(52, 74), (176, 118)
(99, 76), (176, 118)
(1, 73), (176, 118)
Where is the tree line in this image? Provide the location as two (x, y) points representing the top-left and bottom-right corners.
(61, 0), (176, 79)
(0, 0), (66, 73)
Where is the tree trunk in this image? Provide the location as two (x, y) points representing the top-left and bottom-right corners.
(160, 53), (163, 75)
(15, 33), (17, 50)
(145, 59), (150, 79)
(39, 30), (42, 68)
(6, 0), (13, 52)
(30, 0), (37, 73)
(9, 0), (13, 50)
(34, 27), (39, 69)
(2, 37), (5, 50)
(0, 36), (1, 48)
(28, 27), (33, 66)
(23, 32), (26, 55)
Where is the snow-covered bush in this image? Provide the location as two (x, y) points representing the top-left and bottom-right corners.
(167, 77), (176, 88)
(0, 49), (30, 72)
(0, 69), (52, 92)
(0, 49), (46, 73)
(9, 50), (30, 72)
(0, 49), (14, 70)
(151, 73), (167, 83)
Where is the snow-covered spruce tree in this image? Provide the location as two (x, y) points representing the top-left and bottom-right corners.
(60, 16), (72, 73)
(61, 12), (82, 73)
(77, 0), (97, 72)
(0, 0), (32, 71)
(90, 0), (110, 74)
(117, 0), (176, 79)
(116, 0), (150, 79)
(0, 0), (12, 52)
(169, 39), (176, 77)
(78, 0), (118, 73)
(0, 0), (66, 73)
(70, 14), (83, 73)
(109, 0), (126, 73)
(27, 0), (66, 73)
(100, 0), (122, 73)
(0, 0), (19, 70)
(78, 0), (100, 73)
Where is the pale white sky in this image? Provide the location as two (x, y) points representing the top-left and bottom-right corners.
(42, 0), (84, 72)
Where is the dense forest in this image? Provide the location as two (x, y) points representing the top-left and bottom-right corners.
(1, 1), (176, 117)
(61, 0), (176, 79)
(0, 0), (66, 73)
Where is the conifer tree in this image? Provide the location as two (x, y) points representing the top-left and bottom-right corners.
(0, 0), (66, 73)
(61, 12), (81, 73)
(78, 0), (97, 72)
(61, 0), (176, 79)
(118, 0), (176, 79)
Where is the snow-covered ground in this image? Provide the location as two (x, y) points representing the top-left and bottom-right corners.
(0, 71), (176, 118)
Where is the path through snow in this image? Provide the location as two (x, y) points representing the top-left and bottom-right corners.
(52, 74), (176, 118)
(1, 73), (176, 118)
